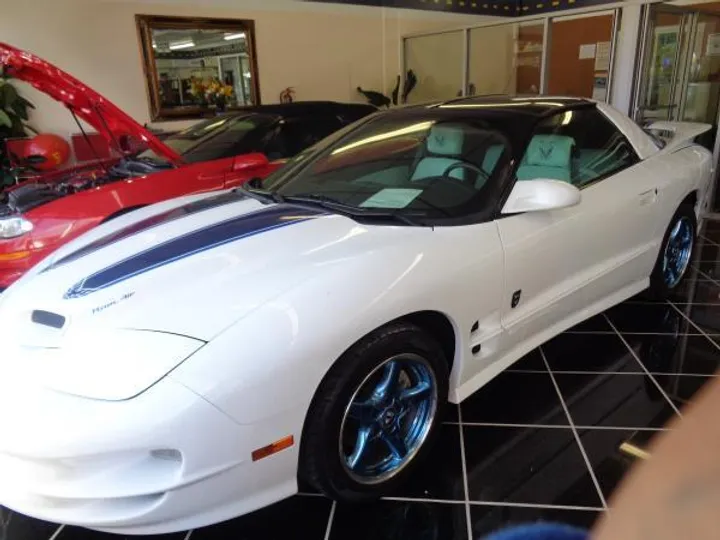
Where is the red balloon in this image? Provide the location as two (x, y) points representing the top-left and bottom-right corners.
(24, 133), (71, 171)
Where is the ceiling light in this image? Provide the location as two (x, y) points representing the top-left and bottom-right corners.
(169, 40), (195, 50)
(224, 32), (246, 41)
(152, 41), (157, 49)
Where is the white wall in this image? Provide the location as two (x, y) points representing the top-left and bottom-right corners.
(2, 0), (499, 135)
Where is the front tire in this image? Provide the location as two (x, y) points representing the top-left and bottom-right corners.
(649, 204), (696, 298)
(300, 322), (448, 501)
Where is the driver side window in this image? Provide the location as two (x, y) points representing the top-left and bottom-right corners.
(408, 123), (509, 191)
(517, 108), (640, 187)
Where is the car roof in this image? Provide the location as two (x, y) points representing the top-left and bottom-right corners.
(228, 101), (378, 118)
(425, 95), (593, 117)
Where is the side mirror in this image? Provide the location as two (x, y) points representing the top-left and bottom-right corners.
(501, 179), (581, 214)
(233, 152), (270, 172)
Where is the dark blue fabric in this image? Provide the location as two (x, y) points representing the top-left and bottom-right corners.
(484, 523), (588, 540)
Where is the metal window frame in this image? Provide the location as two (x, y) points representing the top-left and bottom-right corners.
(402, 6), (620, 104)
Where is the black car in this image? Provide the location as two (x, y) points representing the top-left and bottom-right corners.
(138, 101), (378, 166)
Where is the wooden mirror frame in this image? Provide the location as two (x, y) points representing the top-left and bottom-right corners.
(136, 14), (261, 122)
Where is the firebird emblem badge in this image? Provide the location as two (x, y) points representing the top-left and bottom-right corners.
(539, 144), (554, 160)
(91, 292), (135, 315)
(434, 134), (446, 147)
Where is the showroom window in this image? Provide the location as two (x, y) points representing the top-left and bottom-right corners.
(136, 15), (261, 121)
(518, 108), (639, 187)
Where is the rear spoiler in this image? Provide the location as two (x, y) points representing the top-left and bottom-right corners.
(644, 121), (712, 152)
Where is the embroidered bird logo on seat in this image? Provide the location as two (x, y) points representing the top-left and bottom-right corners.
(539, 143), (555, 160)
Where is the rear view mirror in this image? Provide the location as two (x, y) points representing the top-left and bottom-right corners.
(233, 152), (269, 172)
(501, 179), (581, 214)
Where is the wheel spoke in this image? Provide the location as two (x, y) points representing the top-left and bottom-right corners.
(380, 430), (408, 461)
(347, 399), (377, 423)
(373, 361), (400, 402)
(398, 380), (432, 405)
(347, 426), (373, 470)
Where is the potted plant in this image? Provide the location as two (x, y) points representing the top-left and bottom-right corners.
(189, 76), (234, 114)
(0, 68), (35, 187)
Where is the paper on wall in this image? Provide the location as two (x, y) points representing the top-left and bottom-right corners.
(707, 33), (720, 56)
(579, 43), (596, 59)
(594, 41), (611, 71)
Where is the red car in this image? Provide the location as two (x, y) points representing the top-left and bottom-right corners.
(0, 43), (375, 290)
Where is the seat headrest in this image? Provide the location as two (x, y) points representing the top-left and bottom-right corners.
(525, 134), (575, 168)
(425, 124), (465, 156)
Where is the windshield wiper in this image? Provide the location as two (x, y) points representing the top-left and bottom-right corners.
(280, 194), (427, 226)
(234, 184), (285, 205)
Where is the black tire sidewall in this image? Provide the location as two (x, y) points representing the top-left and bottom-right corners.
(650, 204), (697, 298)
(300, 322), (449, 500)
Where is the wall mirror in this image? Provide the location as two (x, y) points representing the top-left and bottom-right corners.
(136, 15), (260, 121)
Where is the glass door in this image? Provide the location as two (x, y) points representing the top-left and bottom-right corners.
(635, 5), (720, 213)
(634, 5), (691, 125)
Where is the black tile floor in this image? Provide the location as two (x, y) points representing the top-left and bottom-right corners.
(4, 227), (720, 540)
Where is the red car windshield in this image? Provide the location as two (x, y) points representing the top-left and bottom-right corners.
(139, 114), (277, 164)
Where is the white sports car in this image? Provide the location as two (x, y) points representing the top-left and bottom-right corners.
(0, 97), (712, 534)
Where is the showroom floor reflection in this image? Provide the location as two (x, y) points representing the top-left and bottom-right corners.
(5, 225), (720, 540)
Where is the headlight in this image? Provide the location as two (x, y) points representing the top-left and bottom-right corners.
(1, 328), (205, 400)
(0, 216), (33, 239)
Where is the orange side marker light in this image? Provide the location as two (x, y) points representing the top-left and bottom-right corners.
(251, 435), (294, 462)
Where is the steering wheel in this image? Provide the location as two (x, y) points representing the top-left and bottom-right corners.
(442, 161), (490, 184)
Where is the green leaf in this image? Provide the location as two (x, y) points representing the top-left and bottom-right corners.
(18, 96), (35, 109)
(1, 83), (18, 106)
(0, 109), (12, 128)
(11, 100), (28, 120)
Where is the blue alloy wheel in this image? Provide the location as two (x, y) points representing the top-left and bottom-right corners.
(662, 216), (693, 288)
(339, 353), (438, 484)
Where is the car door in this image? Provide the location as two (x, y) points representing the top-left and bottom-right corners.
(497, 107), (658, 352)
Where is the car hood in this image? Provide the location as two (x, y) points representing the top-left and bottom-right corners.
(0, 191), (411, 342)
(0, 42), (182, 165)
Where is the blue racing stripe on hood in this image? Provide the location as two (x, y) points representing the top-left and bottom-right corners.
(48, 190), (246, 271)
(63, 204), (326, 299)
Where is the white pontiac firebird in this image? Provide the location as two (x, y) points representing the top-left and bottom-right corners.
(0, 97), (712, 533)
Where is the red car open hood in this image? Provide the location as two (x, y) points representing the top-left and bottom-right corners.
(0, 43), (182, 165)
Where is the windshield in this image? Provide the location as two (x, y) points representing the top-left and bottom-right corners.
(139, 114), (277, 164)
(265, 114), (511, 219)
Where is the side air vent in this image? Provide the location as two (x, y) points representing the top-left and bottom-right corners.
(31, 310), (66, 329)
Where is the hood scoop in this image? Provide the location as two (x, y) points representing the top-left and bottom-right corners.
(31, 310), (66, 330)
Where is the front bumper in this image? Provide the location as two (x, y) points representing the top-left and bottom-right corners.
(0, 374), (301, 534)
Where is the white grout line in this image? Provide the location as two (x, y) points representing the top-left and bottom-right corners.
(323, 500), (337, 540)
(701, 234), (720, 247)
(443, 421), (671, 431)
(48, 525), (65, 540)
(183, 530), (193, 540)
(468, 500), (606, 512)
(603, 314), (682, 417)
(380, 496), (605, 512)
(666, 301), (720, 354)
(506, 368), (716, 377)
(691, 265), (720, 287)
(540, 346), (608, 509)
(456, 404), (474, 540)
(564, 330), (718, 336)
(382, 495), (466, 504)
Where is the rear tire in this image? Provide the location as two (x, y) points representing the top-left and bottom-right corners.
(648, 204), (696, 299)
(299, 322), (448, 501)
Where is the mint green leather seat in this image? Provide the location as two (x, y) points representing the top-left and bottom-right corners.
(516, 134), (575, 182)
(411, 124), (466, 182)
